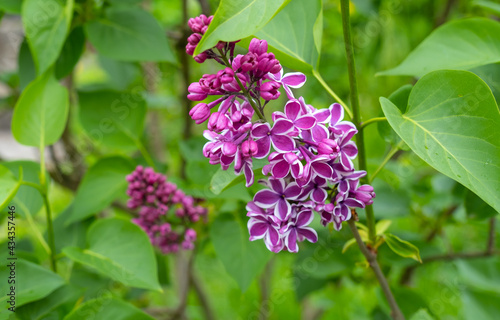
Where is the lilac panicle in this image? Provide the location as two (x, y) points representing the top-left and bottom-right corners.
(184, 15), (375, 253)
(126, 166), (207, 254)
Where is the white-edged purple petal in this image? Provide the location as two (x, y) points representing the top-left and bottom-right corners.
(330, 103), (344, 126)
(282, 72), (306, 88)
(254, 189), (280, 208)
(274, 198), (291, 221)
(255, 137), (271, 159)
(251, 122), (271, 138)
(294, 115), (316, 130)
(285, 230), (298, 252)
(271, 119), (294, 135)
(284, 100), (301, 120)
(271, 135), (295, 152)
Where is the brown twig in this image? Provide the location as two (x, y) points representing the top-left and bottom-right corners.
(143, 62), (165, 162)
(170, 251), (195, 320)
(348, 220), (405, 320)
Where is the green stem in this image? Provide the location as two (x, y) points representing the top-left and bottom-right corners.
(369, 141), (403, 184)
(39, 146), (46, 187)
(340, 0), (375, 243)
(312, 69), (353, 120)
(217, 48), (266, 121)
(42, 193), (57, 272)
(360, 117), (387, 129)
(341, 1), (404, 319)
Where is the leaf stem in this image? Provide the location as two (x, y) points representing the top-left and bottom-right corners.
(42, 192), (57, 272)
(216, 48), (266, 121)
(348, 221), (405, 320)
(360, 117), (387, 129)
(369, 141), (404, 184)
(341, 1), (404, 319)
(312, 69), (353, 119)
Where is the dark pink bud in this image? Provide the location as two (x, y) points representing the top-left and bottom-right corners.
(187, 33), (202, 45)
(217, 67), (234, 84)
(208, 112), (229, 132)
(259, 81), (281, 100)
(186, 43), (196, 55)
(318, 139), (339, 155)
(185, 228), (197, 241)
(241, 140), (258, 157)
(187, 82), (208, 101)
(249, 38), (268, 55)
(189, 103), (211, 124)
(194, 52), (208, 63)
(240, 52), (258, 72)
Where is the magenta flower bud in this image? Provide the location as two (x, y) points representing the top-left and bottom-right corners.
(208, 112), (229, 131)
(187, 33), (202, 45)
(185, 43), (196, 55)
(217, 67), (234, 84)
(241, 140), (258, 157)
(259, 81), (281, 100)
(318, 139), (339, 155)
(194, 52), (208, 63)
(189, 103), (211, 124)
(222, 142), (238, 156)
(240, 52), (258, 72)
(215, 41), (225, 50)
(187, 82), (208, 101)
(249, 38), (268, 55)
(222, 73), (247, 92)
(185, 228), (197, 241)
(199, 74), (221, 92)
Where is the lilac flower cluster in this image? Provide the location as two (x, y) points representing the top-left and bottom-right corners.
(126, 166), (207, 254)
(185, 15), (375, 253)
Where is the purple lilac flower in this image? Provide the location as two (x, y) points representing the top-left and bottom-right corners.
(126, 166), (207, 254)
(184, 18), (375, 253)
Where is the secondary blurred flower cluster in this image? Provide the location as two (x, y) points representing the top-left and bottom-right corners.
(126, 166), (207, 254)
(185, 14), (375, 253)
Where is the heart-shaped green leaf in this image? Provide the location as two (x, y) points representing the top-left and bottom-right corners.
(251, 0), (322, 73)
(22, 0), (74, 75)
(194, 0), (291, 55)
(210, 214), (272, 292)
(0, 259), (65, 308)
(380, 70), (500, 213)
(0, 165), (21, 211)
(67, 157), (135, 225)
(379, 18), (500, 77)
(85, 7), (176, 63)
(11, 71), (69, 147)
(63, 218), (161, 291)
(78, 90), (146, 151)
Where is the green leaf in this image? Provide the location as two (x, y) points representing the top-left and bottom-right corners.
(63, 218), (161, 291)
(64, 297), (154, 320)
(55, 26), (85, 79)
(375, 220), (392, 235)
(22, 0), (74, 75)
(18, 39), (36, 90)
(0, 259), (65, 308)
(210, 214), (272, 292)
(455, 257), (500, 293)
(474, 1), (500, 16)
(461, 288), (500, 318)
(67, 157), (135, 224)
(108, 0), (143, 4)
(11, 71), (69, 147)
(379, 18), (500, 77)
(85, 7), (176, 63)
(98, 56), (141, 91)
(464, 189), (497, 220)
(380, 70), (500, 213)
(377, 84), (411, 147)
(0, 165), (21, 210)
(409, 309), (435, 320)
(0, 0), (22, 14)
(16, 284), (83, 320)
(342, 238), (357, 253)
(2, 161), (46, 218)
(78, 90), (146, 151)
(210, 159), (267, 195)
(252, 0), (323, 72)
(383, 233), (421, 262)
(194, 0), (291, 55)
